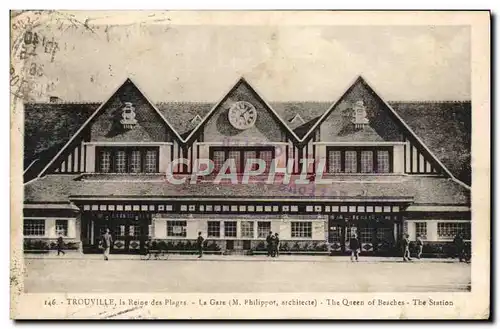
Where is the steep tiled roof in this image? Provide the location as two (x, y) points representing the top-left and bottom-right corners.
(23, 100), (471, 184)
(390, 101), (471, 185)
(155, 102), (214, 137)
(24, 174), (470, 206)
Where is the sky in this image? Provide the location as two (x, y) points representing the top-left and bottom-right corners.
(13, 12), (471, 102)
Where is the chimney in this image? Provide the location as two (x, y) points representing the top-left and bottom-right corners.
(49, 96), (61, 103)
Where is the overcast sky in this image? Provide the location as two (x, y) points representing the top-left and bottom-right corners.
(21, 16), (470, 102)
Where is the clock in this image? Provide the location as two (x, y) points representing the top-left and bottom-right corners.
(228, 101), (257, 130)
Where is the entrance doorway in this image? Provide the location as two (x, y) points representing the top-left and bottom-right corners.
(82, 212), (151, 253)
(328, 214), (399, 255)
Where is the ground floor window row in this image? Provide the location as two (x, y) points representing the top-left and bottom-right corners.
(165, 220), (313, 239)
(24, 219), (69, 237)
(81, 203), (401, 214)
(409, 221), (471, 241)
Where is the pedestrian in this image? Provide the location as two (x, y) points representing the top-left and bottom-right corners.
(349, 234), (360, 262)
(402, 234), (412, 261)
(57, 233), (65, 256)
(270, 234), (277, 257)
(266, 231), (273, 257)
(453, 232), (465, 262)
(196, 231), (204, 258)
(416, 234), (424, 259)
(274, 233), (280, 257)
(102, 228), (113, 261)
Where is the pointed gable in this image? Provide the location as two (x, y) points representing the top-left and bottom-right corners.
(315, 77), (404, 143)
(188, 78), (299, 144)
(37, 78), (181, 178)
(90, 79), (171, 143)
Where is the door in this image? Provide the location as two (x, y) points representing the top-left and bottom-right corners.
(327, 217), (343, 252)
(93, 212), (149, 253)
(344, 222), (359, 252)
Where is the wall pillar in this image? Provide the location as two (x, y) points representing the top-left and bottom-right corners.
(427, 221), (438, 241)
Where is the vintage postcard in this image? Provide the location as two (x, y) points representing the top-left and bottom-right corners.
(10, 10), (490, 319)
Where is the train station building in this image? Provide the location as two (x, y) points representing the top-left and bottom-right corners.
(23, 76), (471, 255)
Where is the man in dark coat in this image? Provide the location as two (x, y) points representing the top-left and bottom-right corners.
(349, 234), (360, 262)
(57, 233), (65, 256)
(274, 233), (280, 257)
(266, 231), (273, 257)
(102, 228), (112, 261)
(453, 233), (465, 262)
(196, 231), (204, 258)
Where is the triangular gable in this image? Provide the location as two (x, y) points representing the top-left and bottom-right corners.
(289, 113), (306, 125)
(190, 114), (203, 125)
(301, 76), (470, 188)
(183, 77), (302, 144)
(37, 78), (183, 178)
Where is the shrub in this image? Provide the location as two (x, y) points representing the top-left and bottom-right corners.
(291, 242), (301, 252)
(279, 242), (289, 252)
(254, 241), (266, 251)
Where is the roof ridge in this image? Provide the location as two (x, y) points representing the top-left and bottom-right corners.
(388, 100), (471, 104)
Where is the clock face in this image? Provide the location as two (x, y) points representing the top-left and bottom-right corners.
(228, 101), (257, 130)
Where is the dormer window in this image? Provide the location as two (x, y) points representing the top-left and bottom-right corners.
(326, 147), (392, 174)
(352, 100), (369, 128)
(96, 147), (158, 173)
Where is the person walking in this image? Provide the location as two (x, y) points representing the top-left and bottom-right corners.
(102, 228), (113, 261)
(402, 234), (412, 261)
(349, 234), (360, 262)
(266, 231), (273, 257)
(453, 232), (465, 262)
(416, 234), (424, 259)
(57, 233), (65, 256)
(274, 233), (280, 257)
(196, 231), (204, 259)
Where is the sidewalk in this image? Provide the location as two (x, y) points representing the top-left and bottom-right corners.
(24, 252), (464, 263)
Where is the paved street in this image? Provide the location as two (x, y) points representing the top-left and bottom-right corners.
(23, 255), (471, 293)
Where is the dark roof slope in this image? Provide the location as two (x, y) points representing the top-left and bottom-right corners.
(390, 101), (471, 185)
(23, 101), (471, 185)
(24, 174), (470, 206)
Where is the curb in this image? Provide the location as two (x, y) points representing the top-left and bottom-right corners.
(24, 255), (467, 264)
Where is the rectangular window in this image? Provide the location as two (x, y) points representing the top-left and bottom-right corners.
(377, 150), (390, 173)
(115, 150), (126, 173)
(415, 222), (427, 240)
(55, 220), (68, 237)
(97, 147), (159, 173)
(129, 224), (141, 238)
(241, 221), (254, 238)
(345, 151), (357, 173)
(359, 227), (373, 243)
(144, 150), (158, 173)
(227, 151), (241, 173)
(129, 150), (142, 173)
(24, 219), (45, 236)
(327, 147), (392, 173)
(437, 222), (471, 240)
(99, 150), (111, 173)
(360, 151), (373, 173)
(210, 147), (275, 173)
(224, 221), (237, 238)
(259, 150), (273, 173)
(328, 150), (342, 173)
(243, 151), (257, 171)
(207, 221), (220, 238)
(212, 151), (226, 173)
(257, 221), (271, 238)
(291, 222), (312, 238)
(167, 221), (187, 237)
